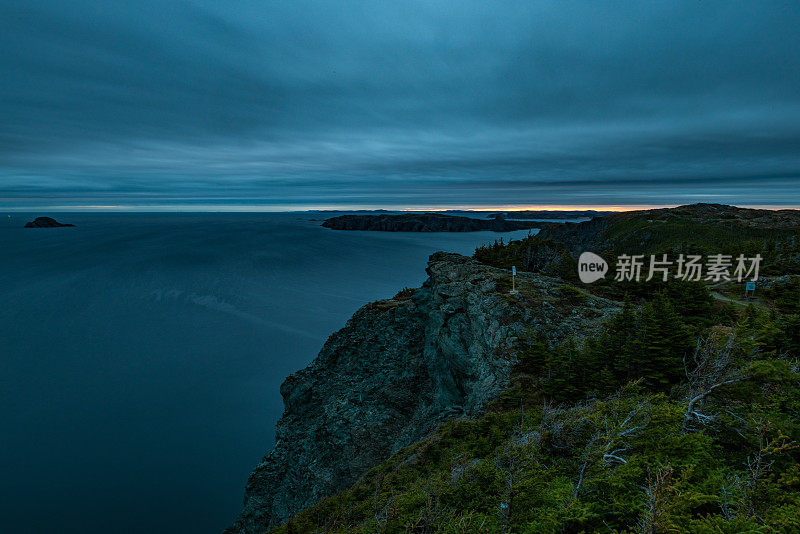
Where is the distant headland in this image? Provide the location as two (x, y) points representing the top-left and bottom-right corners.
(486, 209), (614, 219)
(321, 212), (543, 232)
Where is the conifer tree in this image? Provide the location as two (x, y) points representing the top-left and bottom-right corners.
(638, 293), (692, 387)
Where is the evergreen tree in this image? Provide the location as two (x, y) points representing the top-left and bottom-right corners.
(637, 293), (692, 387)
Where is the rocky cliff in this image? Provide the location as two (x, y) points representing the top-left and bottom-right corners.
(227, 252), (619, 532)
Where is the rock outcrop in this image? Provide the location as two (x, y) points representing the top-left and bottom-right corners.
(322, 213), (540, 232)
(24, 216), (75, 228)
(228, 253), (619, 532)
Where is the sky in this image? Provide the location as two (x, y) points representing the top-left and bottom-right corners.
(2, 0), (799, 211)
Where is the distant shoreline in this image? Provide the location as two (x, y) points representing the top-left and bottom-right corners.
(321, 212), (545, 232)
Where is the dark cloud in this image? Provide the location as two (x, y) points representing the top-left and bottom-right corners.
(1, 0), (799, 209)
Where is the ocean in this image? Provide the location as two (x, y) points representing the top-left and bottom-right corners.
(0, 212), (536, 533)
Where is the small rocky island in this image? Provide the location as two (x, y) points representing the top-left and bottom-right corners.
(322, 212), (539, 232)
(24, 216), (75, 228)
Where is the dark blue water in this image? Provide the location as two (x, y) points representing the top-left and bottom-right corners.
(0, 212), (535, 533)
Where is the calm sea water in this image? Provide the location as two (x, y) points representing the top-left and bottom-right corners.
(0, 212), (536, 534)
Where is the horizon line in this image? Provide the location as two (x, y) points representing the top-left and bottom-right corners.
(2, 202), (799, 213)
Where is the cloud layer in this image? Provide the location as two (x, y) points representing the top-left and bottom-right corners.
(2, 0), (799, 209)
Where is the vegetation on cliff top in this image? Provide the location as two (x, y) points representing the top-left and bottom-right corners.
(277, 282), (800, 533)
(272, 205), (800, 533)
(273, 282), (800, 532)
(475, 203), (800, 278)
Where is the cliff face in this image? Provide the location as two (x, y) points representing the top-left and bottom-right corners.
(228, 253), (619, 533)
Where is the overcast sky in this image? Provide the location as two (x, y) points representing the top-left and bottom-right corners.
(2, 0), (799, 210)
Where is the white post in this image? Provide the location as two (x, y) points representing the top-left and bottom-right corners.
(510, 266), (518, 294)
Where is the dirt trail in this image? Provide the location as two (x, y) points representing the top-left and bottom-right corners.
(711, 291), (761, 308)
